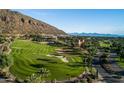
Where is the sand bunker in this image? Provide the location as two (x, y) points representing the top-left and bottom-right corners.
(47, 54), (68, 63)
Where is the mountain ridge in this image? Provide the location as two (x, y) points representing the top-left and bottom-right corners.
(0, 9), (66, 36)
(69, 32), (124, 37)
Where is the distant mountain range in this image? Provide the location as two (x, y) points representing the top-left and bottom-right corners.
(69, 32), (124, 37)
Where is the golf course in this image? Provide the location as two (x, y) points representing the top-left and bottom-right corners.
(9, 39), (84, 81)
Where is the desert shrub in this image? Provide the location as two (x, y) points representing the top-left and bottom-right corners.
(0, 54), (13, 68)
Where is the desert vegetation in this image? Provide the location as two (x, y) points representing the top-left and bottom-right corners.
(0, 34), (124, 83)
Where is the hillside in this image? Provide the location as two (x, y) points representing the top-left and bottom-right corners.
(0, 9), (66, 35)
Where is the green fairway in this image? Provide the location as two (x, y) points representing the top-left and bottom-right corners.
(99, 41), (111, 48)
(116, 58), (124, 69)
(10, 39), (83, 81)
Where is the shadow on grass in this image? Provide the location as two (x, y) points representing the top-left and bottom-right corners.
(37, 58), (49, 61)
(66, 52), (82, 55)
(59, 48), (82, 55)
(36, 58), (58, 64)
(67, 62), (83, 67)
(30, 64), (46, 68)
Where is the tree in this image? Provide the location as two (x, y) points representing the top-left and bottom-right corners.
(0, 54), (10, 68)
(82, 53), (89, 67)
(70, 42), (75, 48)
(26, 67), (50, 83)
(82, 53), (93, 73)
(99, 53), (109, 64)
(119, 49), (124, 61)
(87, 46), (97, 56)
(0, 36), (6, 43)
(87, 55), (93, 68)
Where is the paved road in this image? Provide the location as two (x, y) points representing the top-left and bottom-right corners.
(0, 78), (7, 83)
(93, 52), (124, 83)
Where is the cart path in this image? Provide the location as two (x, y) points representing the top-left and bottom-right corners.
(93, 52), (124, 83)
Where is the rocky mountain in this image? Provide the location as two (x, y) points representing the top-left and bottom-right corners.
(0, 9), (66, 35)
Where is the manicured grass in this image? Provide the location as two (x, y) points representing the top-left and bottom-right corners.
(99, 41), (111, 48)
(116, 58), (124, 69)
(10, 39), (84, 81)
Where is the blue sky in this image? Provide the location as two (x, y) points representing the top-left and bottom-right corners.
(13, 9), (124, 35)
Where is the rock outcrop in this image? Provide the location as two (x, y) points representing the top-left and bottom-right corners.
(0, 9), (66, 36)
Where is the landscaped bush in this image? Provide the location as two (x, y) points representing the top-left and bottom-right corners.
(101, 63), (115, 74)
